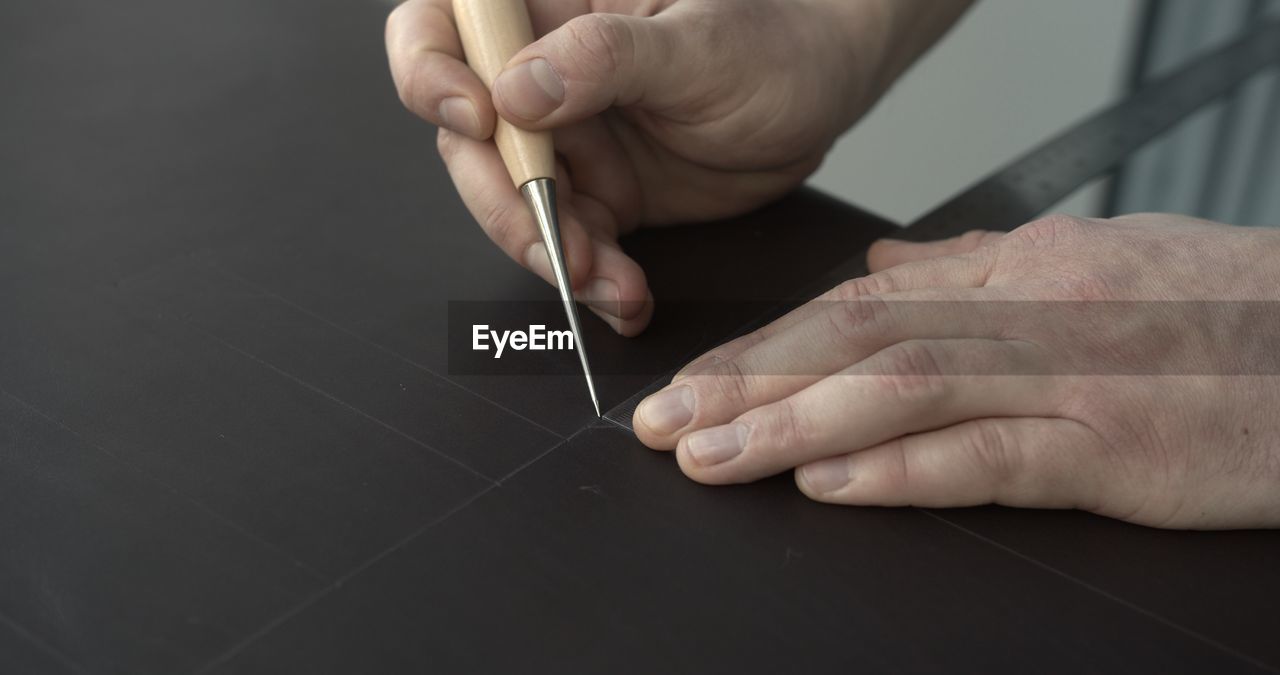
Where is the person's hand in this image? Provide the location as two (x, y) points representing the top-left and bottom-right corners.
(386, 0), (972, 334)
(633, 214), (1280, 529)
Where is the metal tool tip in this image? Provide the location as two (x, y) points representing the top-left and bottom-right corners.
(520, 178), (603, 420)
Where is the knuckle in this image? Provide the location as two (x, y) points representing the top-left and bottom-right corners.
(562, 14), (632, 78)
(387, 6), (445, 113)
(756, 398), (812, 451)
(869, 341), (948, 404)
(834, 273), (897, 300)
(477, 200), (518, 248)
(1009, 214), (1088, 249)
(747, 399), (808, 450)
(395, 50), (451, 119)
(872, 438), (912, 496)
(703, 358), (755, 409)
(963, 420), (1022, 483)
(679, 335), (758, 377)
(825, 296), (890, 343)
(881, 340), (945, 377)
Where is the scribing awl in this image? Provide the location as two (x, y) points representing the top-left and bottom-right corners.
(452, 0), (602, 417)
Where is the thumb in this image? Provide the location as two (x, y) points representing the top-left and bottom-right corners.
(491, 13), (681, 128)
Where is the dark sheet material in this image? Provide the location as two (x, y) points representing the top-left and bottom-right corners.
(1, 1), (1277, 674)
(201, 428), (1264, 675)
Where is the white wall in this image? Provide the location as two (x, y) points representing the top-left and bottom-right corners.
(809, 0), (1144, 225)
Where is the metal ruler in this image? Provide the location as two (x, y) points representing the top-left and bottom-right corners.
(603, 19), (1280, 429)
(906, 18), (1280, 240)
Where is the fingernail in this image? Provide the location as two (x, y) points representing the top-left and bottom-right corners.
(523, 242), (552, 282)
(800, 457), (851, 494)
(495, 58), (564, 121)
(581, 278), (620, 317)
(685, 424), (748, 467)
(438, 96), (481, 137)
(638, 385), (694, 435)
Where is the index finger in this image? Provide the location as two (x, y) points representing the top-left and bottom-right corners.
(673, 249), (996, 380)
(386, 0), (497, 139)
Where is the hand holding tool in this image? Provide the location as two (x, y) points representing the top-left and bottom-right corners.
(452, 0), (602, 417)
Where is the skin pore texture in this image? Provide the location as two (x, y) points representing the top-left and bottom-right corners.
(635, 215), (1280, 529)
(386, 0), (1280, 529)
(387, 0), (973, 335)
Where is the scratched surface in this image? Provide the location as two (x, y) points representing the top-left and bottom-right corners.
(2, 0), (1279, 673)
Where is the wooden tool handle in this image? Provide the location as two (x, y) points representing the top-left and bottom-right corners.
(453, 0), (555, 187)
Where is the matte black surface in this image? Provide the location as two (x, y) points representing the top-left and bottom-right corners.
(2, 0), (1279, 673)
(932, 507), (1280, 666)
(0, 392), (320, 674)
(0, 284), (491, 578)
(118, 255), (562, 481)
(206, 428), (1262, 675)
(0, 621), (77, 675)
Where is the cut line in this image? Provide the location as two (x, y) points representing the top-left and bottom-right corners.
(187, 19), (1280, 675)
(922, 510), (1279, 673)
(187, 480), (503, 675)
(190, 420), (604, 675)
(497, 425), (588, 485)
(204, 260), (567, 441)
(193, 327), (498, 485)
(1, 387), (328, 583)
(0, 605), (89, 675)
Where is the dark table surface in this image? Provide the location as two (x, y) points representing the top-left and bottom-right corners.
(3, 1), (1278, 673)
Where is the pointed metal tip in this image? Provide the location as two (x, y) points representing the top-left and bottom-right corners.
(520, 177), (603, 419)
